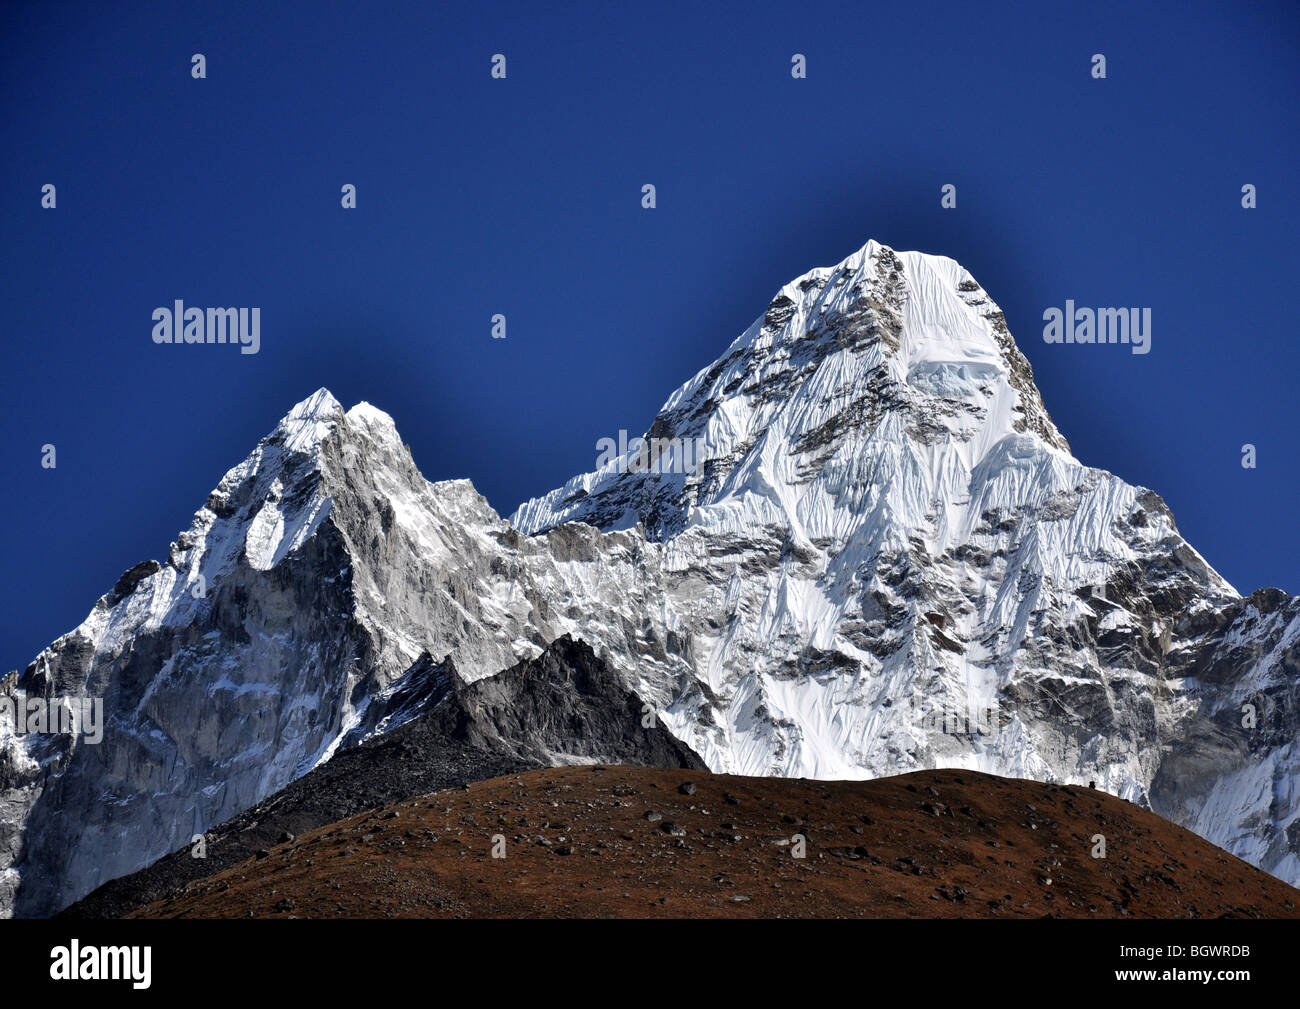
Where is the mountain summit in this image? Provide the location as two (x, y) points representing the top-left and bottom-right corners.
(4, 240), (1297, 916)
(513, 239), (1072, 538)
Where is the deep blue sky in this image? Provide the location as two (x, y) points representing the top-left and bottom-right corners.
(2, 0), (1297, 668)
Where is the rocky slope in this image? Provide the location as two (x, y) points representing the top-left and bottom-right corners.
(60, 636), (702, 919)
(124, 766), (1300, 919)
(3, 238), (1297, 917)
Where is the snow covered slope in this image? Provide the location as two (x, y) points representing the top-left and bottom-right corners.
(513, 239), (1299, 878)
(3, 239), (1297, 916)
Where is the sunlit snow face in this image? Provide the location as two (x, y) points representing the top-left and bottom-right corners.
(905, 360), (1003, 406)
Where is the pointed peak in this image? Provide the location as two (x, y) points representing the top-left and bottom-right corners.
(275, 388), (345, 454)
(287, 388), (343, 421)
(842, 236), (888, 269)
(777, 237), (891, 296)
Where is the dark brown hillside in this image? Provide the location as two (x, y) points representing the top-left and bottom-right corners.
(132, 765), (1300, 919)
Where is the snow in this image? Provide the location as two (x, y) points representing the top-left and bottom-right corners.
(6, 240), (1296, 920)
(244, 480), (333, 571)
(280, 388), (344, 454)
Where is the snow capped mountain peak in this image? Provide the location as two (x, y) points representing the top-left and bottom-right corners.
(4, 240), (1298, 919)
(276, 387), (345, 454)
(344, 400), (399, 436)
(512, 239), (1070, 542)
(287, 385), (342, 419)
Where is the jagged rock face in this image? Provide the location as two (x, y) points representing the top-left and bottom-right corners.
(417, 637), (705, 770)
(61, 636), (702, 919)
(3, 239), (1298, 918)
